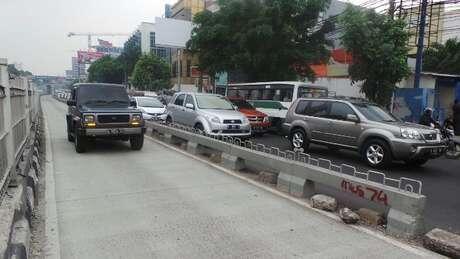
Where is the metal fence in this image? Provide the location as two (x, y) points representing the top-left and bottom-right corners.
(0, 58), (40, 198)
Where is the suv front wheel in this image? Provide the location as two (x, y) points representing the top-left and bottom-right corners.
(74, 132), (87, 153)
(362, 139), (392, 168)
(130, 134), (144, 150)
(290, 129), (309, 152)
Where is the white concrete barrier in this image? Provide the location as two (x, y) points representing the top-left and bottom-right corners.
(148, 121), (427, 238)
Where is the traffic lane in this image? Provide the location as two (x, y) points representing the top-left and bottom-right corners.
(253, 133), (460, 234)
(43, 97), (431, 258)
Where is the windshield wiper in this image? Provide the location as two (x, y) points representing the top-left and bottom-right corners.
(107, 100), (128, 104)
(83, 100), (108, 105)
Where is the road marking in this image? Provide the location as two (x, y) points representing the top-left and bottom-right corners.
(144, 134), (444, 258)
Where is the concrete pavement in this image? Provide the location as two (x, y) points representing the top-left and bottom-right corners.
(43, 96), (440, 258)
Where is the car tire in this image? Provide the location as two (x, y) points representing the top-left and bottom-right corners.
(194, 123), (205, 134)
(166, 116), (173, 125)
(130, 134), (144, 150)
(290, 129), (309, 152)
(405, 158), (429, 167)
(67, 132), (74, 142)
(362, 139), (392, 168)
(74, 132), (87, 153)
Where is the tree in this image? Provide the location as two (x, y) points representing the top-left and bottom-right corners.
(7, 64), (33, 77)
(132, 54), (171, 91)
(87, 56), (124, 84)
(423, 38), (460, 75)
(340, 6), (410, 107)
(187, 0), (334, 82)
(118, 34), (142, 77)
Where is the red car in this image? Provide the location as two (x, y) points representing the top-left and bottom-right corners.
(229, 98), (271, 135)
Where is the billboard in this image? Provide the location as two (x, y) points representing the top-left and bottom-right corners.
(77, 51), (105, 64)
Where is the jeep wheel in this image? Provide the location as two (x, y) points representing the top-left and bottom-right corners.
(166, 116), (173, 125)
(74, 133), (87, 153)
(130, 134), (144, 150)
(194, 123), (205, 134)
(290, 129), (309, 152)
(362, 139), (392, 168)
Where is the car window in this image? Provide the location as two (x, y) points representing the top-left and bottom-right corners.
(136, 97), (164, 108)
(184, 95), (195, 107)
(196, 95), (234, 110)
(306, 101), (329, 117)
(353, 103), (398, 122)
(295, 100), (310, 115)
(328, 102), (356, 120)
(174, 94), (185, 106)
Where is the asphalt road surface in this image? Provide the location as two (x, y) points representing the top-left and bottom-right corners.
(254, 133), (460, 234)
(42, 96), (440, 258)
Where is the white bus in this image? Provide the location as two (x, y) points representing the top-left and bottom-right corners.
(226, 81), (329, 128)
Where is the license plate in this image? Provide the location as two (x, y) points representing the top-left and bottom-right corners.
(107, 129), (122, 135)
(228, 125), (240, 130)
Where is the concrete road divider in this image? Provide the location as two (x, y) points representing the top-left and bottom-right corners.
(147, 122), (427, 238)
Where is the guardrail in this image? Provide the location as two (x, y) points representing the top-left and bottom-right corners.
(0, 58), (40, 201)
(147, 121), (427, 238)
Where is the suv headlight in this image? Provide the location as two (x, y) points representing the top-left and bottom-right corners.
(401, 128), (422, 140)
(131, 114), (142, 126)
(242, 117), (249, 124)
(83, 115), (96, 127)
(262, 116), (269, 123)
(210, 116), (220, 124)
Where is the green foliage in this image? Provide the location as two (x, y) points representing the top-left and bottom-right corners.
(187, 0), (333, 82)
(340, 6), (410, 106)
(423, 38), (460, 74)
(7, 64), (33, 77)
(118, 34), (142, 77)
(87, 56), (124, 84)
(132, 54), (171, 91)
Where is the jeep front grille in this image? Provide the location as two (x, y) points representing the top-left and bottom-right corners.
(98, 114), (130, 123)
(223, 119), (242, 124)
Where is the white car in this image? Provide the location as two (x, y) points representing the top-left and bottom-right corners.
(133, 96), (167, 121)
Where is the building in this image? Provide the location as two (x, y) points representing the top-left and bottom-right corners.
(125, 18), (192, 64)
(165, 4), (173, 18)
(66, 57), (86, 80)
(170, 0), (205, 21)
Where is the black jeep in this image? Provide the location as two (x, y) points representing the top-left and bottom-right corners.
(66, 83), (145, 153)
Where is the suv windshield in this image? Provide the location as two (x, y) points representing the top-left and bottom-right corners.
(353, 103), (398, 122)
(77, 85), (129, 108)
(196, 95), (234, 110)
(136, 97), (164, 108)
(230, 99), (254, 109)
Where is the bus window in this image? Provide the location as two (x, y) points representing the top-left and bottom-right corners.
(297, 87), (328, 98)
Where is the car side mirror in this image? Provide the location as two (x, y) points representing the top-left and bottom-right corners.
(347, 114), (359, 123)
(67, 100), (76, 106)
(185, 103), (195, 110)
(130, 100), (137, 107)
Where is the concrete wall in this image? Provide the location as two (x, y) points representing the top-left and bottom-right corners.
(0, 58), (40, 198)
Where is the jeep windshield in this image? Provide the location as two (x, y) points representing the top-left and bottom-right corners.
(77, 85), (130, 108)
(196, 95), (234, 110)
(353, 103), (399, 122)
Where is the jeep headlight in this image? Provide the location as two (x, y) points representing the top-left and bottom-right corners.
(83, 115), (95, 123)
(210, 116), (220, 124)
(131, 114), (142, 126)
(242, 116), (249, 124)
(83, 115), (96, 127)
(401, 128), (422, 140)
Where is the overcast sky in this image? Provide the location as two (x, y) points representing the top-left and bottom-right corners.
(0, 0), (177, 75)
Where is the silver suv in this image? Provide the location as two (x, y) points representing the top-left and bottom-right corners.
(283, 97), (447, 168)
(166, 93), (251, 138)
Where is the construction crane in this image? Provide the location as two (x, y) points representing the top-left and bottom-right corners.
(67, 32), (130, 50)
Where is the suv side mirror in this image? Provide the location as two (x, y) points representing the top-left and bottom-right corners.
(347, 114), (359, 123)
(185, 103), (195, 110)
(67, 100), (76, 106)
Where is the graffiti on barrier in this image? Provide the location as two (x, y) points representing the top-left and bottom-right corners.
(341, 180), (388, 206)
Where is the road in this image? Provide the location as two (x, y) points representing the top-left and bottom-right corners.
(254, 133), (460, 234)
(42, 96), (439, 258)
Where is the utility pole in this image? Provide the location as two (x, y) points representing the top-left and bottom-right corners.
(414, 0), (428, 89)
(177, 49), (182, 92)
(388, 0), (396, 19)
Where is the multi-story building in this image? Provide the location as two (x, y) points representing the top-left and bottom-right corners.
(205, 0), (219, 12)
(171, 0), (205, 21)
